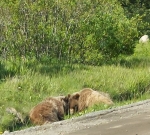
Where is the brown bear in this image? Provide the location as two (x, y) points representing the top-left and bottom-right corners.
(29, 96), (68, 125)
(68, 88), (113, 114)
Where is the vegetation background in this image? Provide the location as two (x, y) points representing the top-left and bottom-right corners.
(0, 0), (150, 133)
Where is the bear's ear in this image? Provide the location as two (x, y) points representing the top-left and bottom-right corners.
(64, 96), (69, 102)
(61, 96), (69, 103)
(68, 94), (71, 98)
(73, 93), (80, 99)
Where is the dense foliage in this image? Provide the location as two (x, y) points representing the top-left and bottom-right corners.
(0, 0), (140, 65)
(119, 0), (150, 35)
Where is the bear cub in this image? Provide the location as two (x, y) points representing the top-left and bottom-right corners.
(68, 88), (113, 114)
(29, 96), (68, 125)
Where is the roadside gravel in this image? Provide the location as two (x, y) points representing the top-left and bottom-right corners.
(3, 99), (150, 135)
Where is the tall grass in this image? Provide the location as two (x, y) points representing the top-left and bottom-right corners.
(0, 43), (150, 132)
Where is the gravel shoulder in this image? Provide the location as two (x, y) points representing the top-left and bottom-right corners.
(3, 99), (150, 135)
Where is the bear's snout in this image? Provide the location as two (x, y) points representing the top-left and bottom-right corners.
(69, 109), (74, 115)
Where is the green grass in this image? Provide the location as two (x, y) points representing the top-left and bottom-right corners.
(0, 43), (150, 132)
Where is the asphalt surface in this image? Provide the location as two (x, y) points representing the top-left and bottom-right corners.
(3, 99), (150, 135)
(69, 105), (150, 135)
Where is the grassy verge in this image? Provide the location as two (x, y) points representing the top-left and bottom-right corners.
(0, 43), (150, 132)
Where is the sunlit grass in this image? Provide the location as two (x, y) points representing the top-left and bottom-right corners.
(0, 43), (150, 132)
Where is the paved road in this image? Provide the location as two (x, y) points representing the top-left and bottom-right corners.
(4, 100), (150, 135)
(69, 105), (150, 135)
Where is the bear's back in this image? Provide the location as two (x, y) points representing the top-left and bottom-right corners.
(29, 97), (64, 125)
(78, 88), (93, 111)
(88, 90), (113, 106)
(78, 88), (113, 111)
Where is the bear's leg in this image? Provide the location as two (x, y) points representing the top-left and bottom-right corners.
(57, 109), (65, 121)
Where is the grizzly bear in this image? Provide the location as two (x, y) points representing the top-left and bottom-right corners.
(29, 96), (68, 125)
(68, 88), (113, 114)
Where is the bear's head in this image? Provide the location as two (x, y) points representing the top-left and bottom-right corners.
(60, 96), (69, 115)
(67, 93), (80, 115)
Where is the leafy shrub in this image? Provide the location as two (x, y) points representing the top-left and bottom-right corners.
(1, 0), (139, 65)
(80, 0), (139, 60)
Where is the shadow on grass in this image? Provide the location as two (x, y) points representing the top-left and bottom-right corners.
(0, 62), (5, 79)
(97, 55), (150, 69)
(0, 57), (88, 79)
(39, 63), (75, 76)
(118, 57), (150, 68)
(26, 59), (88, 77)
(0, 61), (22, 80)
(112, 82), (150, 102)
(2, 54), (150, 78)
(0, 62), (13, 80)
(76, 53), (150, 69)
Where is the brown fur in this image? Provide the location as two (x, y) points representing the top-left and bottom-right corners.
(68, 88), (113, 114)
(29, 96), (68, 125)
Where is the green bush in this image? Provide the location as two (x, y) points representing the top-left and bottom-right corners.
(80, 0), (139, 60)
(118, 0), (150, 36)
(1, 0), (139, 64)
